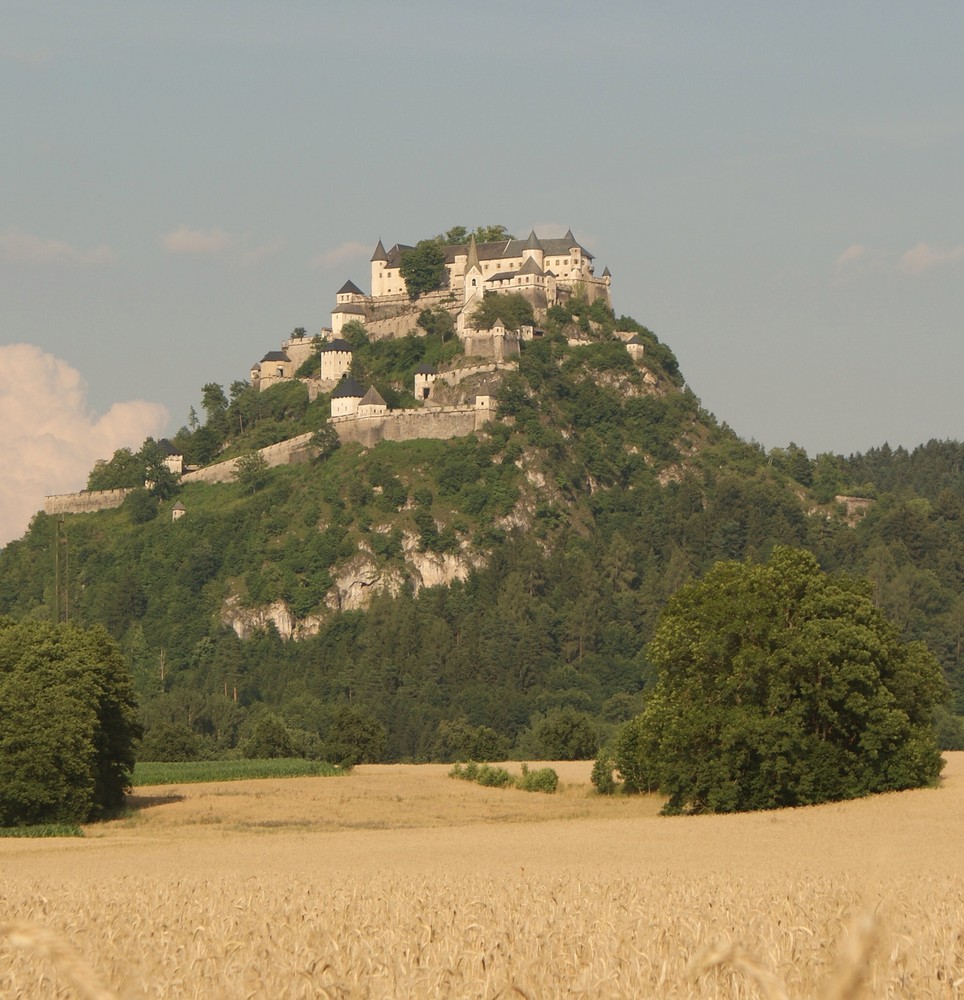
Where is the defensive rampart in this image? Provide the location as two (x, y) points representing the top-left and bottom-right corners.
(332, 406), (490, 448)
(44, 488), (133, 515)
(434, 361), (517, 387)
(181, 433), (315, 485)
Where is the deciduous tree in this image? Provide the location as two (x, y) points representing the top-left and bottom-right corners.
(611, 547), (946, 813)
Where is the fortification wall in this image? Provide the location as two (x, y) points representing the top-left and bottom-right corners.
(332, 407), (487, 448)
(435, 361), (517, 387)
(44, 488), (133, 515)
(181, 432), (315, 486)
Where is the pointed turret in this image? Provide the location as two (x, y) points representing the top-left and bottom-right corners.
(524, 229), (544, 251)
(466, 233), (481, 272)
(370, 239), (388, 262)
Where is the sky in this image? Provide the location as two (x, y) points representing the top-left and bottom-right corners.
(2, 2), (962, 546)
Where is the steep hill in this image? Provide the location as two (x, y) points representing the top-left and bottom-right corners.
(2, 303), (962, 762)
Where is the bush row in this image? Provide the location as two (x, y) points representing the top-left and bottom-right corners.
(449, 761), (559, 794)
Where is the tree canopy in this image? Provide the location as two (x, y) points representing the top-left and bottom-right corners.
(0, 620), (140, 825)
(612, 547), (946, 813)
(399, 240), (446, 299)
(469, 292), (534, 331)
(438, 225), (515, 245)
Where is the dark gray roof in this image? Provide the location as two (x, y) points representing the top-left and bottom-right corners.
(158, 438), (181, 456)
(337, 279), (364, 295)
(250, 361), (261, 370)
(371, 239), (387, 262)
(331, 376), (365, 399)
(519, 256), (544, 275)
(524, 229), (543, 251)
(359, 386), (386, 407)
(487, 270), (518, 282)
(626, 334), (644, 345)
(322, 338), (353, 353)
(415, 363), (437, 374)
(332, 303), (365, 315)
(602, 265), (612, 277)
(261, 351), (290, 362)
(381, 231), (594, 269)
(381, 243), (415, 267)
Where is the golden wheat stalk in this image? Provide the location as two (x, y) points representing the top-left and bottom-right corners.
(691, 940), (791, 1000)
(0, 920), (117, 1000)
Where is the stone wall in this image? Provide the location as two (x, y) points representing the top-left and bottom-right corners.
(434, 361), (517, 387)
(44, 488), (133, 515)
(332, 406), (488, 448)
(181, 432), (315, 486)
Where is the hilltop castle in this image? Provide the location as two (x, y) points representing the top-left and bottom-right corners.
(332, 229), (612, 336)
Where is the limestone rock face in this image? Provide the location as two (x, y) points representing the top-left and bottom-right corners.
(400, 532), (480, 592)
(325, 552), (406, 612)
(221, 596), (297, 640)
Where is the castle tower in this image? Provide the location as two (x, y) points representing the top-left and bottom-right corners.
(320, 338), (353, 382)
(357, 385), (387, 418)
(521, 229), (545, 270)
(330, 375), (365, 417)
(370, 239), (388, 297)
(463, 233), (484, 306)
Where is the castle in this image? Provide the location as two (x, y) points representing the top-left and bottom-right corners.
(331, 229), (612, 336)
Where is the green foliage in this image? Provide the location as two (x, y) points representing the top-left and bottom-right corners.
(615, 547), (947, 813)
(517, 762), (559, 793)
(311, 423), (341, 461)
(449, 761), (558, 793)
(138, 721), (204, 762)
(87, 447), (142, 490)
(437, 225), (514, 245)
(0, 823), (84, 837)
(534, 707), (599, 760)
(433, 717), (510, 762)
(0, 620), (140, 825)
(417, 305), (456, 340)
(590, 753), (617, 794)
(399, 239), (446, 299)
(469, 293), (534, 331)
(124, 488), (158, 524)
(321, 706), (387, 766)
(235, 452), (270, 494)
(243, 714), (297, 758)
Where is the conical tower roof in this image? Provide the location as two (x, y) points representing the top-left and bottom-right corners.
(360, 385), (386, 406)
(466, 233), (481, 271)
(524, 229), (544, 251)
(371, 239), (388, 262)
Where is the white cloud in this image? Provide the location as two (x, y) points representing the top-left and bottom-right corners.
(0, 226), (115, 266)
(899, 242), (964, 275)
(161, 225), (234, 255)
(835, 244), (866, 267)
(241, 237), (285, 266)
(310, 240), (370, 270)
(0, 345), (168, 547)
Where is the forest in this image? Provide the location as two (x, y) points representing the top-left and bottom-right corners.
(1, 297), (962, 763)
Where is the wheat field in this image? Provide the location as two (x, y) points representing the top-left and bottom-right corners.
(2, 756), (963, 998)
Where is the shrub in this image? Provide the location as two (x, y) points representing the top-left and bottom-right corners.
(590, 755), (617, 795)
(518, 763), (559, 793)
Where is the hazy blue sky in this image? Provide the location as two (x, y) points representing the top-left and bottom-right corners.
(2, 2), (962, 543)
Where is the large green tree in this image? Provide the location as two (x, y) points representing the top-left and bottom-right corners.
(399, 240), (446, 299)
(612, 547), (946, 813)
(0, 620), (141, 825)
(469, 292), (534, 331)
